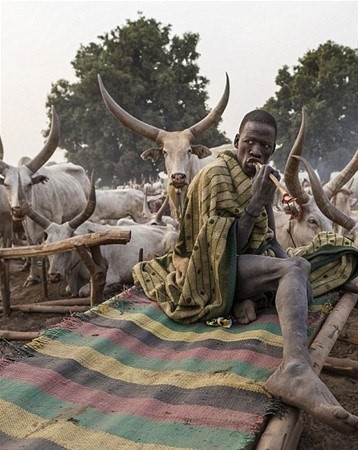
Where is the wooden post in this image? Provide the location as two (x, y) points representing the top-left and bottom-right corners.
(75, 244), (108, 308)
(41, 257), (49, 300)
(0, 259), (10, 316)
(0, 230), (130, 311)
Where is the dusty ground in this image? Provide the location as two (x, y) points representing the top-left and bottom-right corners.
(0, 259), (357, 449)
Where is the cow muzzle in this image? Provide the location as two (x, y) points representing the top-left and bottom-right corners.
(170, 173), (188, 188)
(48, 272), (63, 283)
(11, 207), (26, 222)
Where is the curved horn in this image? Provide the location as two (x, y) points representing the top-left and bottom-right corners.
(284, 107), (310, 204)
(26, 106), (60, 174)
(154, 194), (170, 223)
(98, 74), (161, 142)
(292, 155), (356, 232)
(142, 187), (151, 219)
(0, 136), (3, 160)
(323, 149), (358, 200)
(68, 171), (96, 229)
(189, 73), (230, 138)
(18, 175), (52, 229)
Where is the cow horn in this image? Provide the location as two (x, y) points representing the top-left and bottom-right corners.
(18, 174), (52, 229)
(284, 107), (310, 204)
(69, 171), (96, 229)
(0, 136), (3, 160)
(292, 155), (356, 232)
(26, 106), (60, 174)
(98, 74), (161, 142)
(154, 194), (170, 223)
(189, 73), (230, 138)
(323, 149), (358, 200)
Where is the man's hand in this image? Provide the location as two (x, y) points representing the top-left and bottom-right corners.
(251, 164), (279, 209)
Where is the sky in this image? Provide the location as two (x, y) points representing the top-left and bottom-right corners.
(1, 0), (357, 166)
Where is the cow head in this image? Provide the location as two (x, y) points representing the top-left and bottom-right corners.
(292, 155), (357, 244)
(0, 107), (60, 221)
(98, 74), (230, 189)
(18, 171), (96, 283)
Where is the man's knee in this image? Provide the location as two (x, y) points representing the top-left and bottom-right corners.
(288, 256), (311, 276)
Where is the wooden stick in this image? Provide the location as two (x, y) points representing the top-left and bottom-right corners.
(0, 330), (39, 340)
(0, 298), (91, 312)
(7, 304), (89, 313)
(0, 230), (131, 260)
(323, 356), (358, 378)
(255, 162), (288, 196)
(257, 292), (357, 450)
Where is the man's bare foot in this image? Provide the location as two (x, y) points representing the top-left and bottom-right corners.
(233, 299), (257, 324)
(266, 361), (358, 434)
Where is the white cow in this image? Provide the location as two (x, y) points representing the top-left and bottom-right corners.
(90, 188), (146, 223)
(98, 74), (230, 218)
(19, 181), (178, 297)
(294, 155), (358, 245)
(0, 108), (91, 284)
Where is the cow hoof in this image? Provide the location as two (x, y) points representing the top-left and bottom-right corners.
(23, 276), (41, 287)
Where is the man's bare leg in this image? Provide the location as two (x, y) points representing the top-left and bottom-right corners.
(237, 255), (358, 434)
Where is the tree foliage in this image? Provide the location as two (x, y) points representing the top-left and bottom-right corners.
(263, 41), (358, 181)
(46, 14), (229, 186)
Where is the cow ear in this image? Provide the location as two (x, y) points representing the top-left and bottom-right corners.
(141, 147), (162, 161)
(191, 145), (212, 159)
(31, 175), (49, 185)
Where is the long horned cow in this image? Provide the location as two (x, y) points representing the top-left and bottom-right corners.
(19, 174), (179, 297)
(98, 74), (230, 218)
(0, 107), (91, 285)
(273, 108), (358, 249)
(292, 155), (358, 245)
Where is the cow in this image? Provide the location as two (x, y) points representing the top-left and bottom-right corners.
(273, 110), (358, 249)
(98, 73), (231, 219)
(0, 108), (91, 285)
(90, 188), (146, 224)
(292, 155), (358, 245)
(19, 176), (179, 297)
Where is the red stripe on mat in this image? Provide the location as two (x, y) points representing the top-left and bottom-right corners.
(2, 362), (262, 432)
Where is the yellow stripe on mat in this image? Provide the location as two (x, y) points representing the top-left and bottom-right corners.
(0, 399), (178, 450)
(27, 337), (267, 394)
(91, 307), (284, 347)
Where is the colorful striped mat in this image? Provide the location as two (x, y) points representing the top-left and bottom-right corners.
(0, 287), (339, 450)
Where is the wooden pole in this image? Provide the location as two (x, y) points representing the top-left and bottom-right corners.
(0, 259), (10, 316)
(256, 292), (357, 450)
(0, 330), (39, 340)
(0, 230), (131, 260)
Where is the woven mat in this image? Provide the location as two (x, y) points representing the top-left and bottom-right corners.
(0, 287), (339, 450)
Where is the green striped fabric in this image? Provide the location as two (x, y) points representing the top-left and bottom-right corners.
(0, 287), (338, 450)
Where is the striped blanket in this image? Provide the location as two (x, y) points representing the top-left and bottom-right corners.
(0, 287), (339, 449)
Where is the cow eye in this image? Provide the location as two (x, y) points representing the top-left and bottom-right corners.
(188, 148), (192, 155)
(308, 218), (317, 225)
(163, 150), (168, 156)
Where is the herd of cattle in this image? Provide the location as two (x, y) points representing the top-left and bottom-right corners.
(0, 74), (357, 300)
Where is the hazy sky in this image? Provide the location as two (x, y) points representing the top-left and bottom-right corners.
(1, 0), (357, 166)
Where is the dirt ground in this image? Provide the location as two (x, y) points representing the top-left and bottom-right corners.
(0, 259), (357, 449)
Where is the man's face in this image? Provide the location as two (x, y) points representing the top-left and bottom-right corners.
(234, 121), (276, 177)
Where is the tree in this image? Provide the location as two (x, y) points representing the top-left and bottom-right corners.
(263, 41), (358, 181)
(46, 13), (229, 186)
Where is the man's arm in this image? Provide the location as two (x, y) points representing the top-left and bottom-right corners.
(266, 203), (288, 259)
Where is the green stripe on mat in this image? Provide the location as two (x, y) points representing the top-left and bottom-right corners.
(0, 380), (254, 449)
(38, 327), (272, 382)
